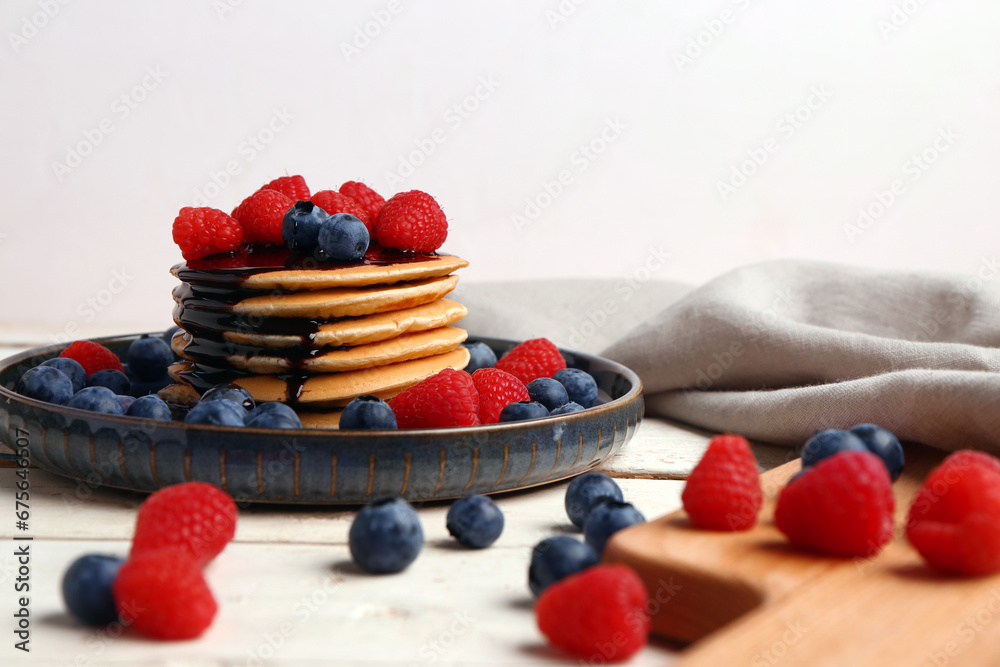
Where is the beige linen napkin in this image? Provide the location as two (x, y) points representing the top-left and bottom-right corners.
(454, 260), (1000, 452)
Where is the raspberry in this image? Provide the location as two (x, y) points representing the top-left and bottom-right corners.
(172, 207), (243, 261)
(310, 190), (372, 233)
(775, 451), (894, 558)
(130, 482), (238, 567)
(493, 338), (567, 384)
(906, 450), (1000, 575)
(232, 189), (295, 245)
(60, 340), (124, 376)
(112, 548), (217, 640)
(255, 174), (310, 201)
(389, 369), (480, 428)
(535, 564), (649, 663)
(682, 434), (763, 531)
(374, 190), (448, 252)
(339, 181), (386, 221)
(471, 368), (530, 424)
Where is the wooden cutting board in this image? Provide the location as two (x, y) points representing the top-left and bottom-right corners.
(604, 444), (1000, 666)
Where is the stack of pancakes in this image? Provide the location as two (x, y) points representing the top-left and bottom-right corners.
(167, 250), (470, 427)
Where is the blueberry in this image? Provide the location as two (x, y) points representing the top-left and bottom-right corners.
(61, 554), (124, 626)
(446, 495), (504, 549)
(550, 402), (585, 416)
(317, 213), (369, 262)
(127, 334), (175, 381)
(583, 499), (646, 554)
(349, 497), (423, 574)
(850, 423), (904, 481)
(126, 395), (173, 421)
(40, 358), (86, 393)
(800, 429), (867, 469)
(339, 395), (397, 430)
(564, 472), (624, 528)
(462, 341), (497, 373)
(67, 387), (125, 415)
(498, 400), (549, 423)
(87, 369), (130, 395)
(526, 377), (569, 411)
(282, 201), (328, 253)
(17, 366), (74, 405)
(553, 368), (599, 408)
(245, 402), (302, 429)
(161, 325), (180, 347)
(184, 399), (245, 427)
(116, 395), (136, 412)
(201, 383), (254, 411)
(528, 535), (599, 596)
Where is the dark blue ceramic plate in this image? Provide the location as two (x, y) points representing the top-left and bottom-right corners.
(0, 334), (643, 504)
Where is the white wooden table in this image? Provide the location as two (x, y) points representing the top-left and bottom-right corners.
(0, 344), (792, 666)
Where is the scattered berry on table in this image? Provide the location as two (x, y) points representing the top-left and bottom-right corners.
(310, 190), (372, 234)
(775, 450), (894, 558)
(256, 174), (310, 201)
(282, 200), (329, 254)
(126, 395), (173, 421)
(471, 367), (530, 424)
(462, 341), (497, 373)
(682, 434), (763, 531)
(317, 213), (370, 262)
(553, 368), (599, 408)
(565, 472), (624, 529)
(184, 399), (246, 426)
(61, 553), (124, 627)
(535, 564), (649, 663)
(87, 368), (131, 395)
(112, 548), (217, 640)
(374, 190), (448, 252)
(849, 423), (904, 481)
(126, 334), (175, 382)
(339, 180), (386, 221)
(527, 377), (569, 411)
(349, 497), (424, 574)
(245, 402), (303, 429)
(40, 357), (86, 393)
(551, 402), (585, 416)
(339, 395), (397, 430)
(446, 495), (505, 549)
(232, 189), (295, 245)
(172, 206), (243, 261)
(60, 340), (124, 375)
(200, 383), (255, 411)
(906, 449), (1000, 575)
(583, 499), (646, 554)
(498, 400), (550, 422)
(800, 428), (867, 469)
(17, 366), (74, 405)
(494, 338), (566, 385)
(67, 386), (125, 415)
(389, 368), (480, 428)
(130, 481), (238, 566)
(528, 535), (600, 596)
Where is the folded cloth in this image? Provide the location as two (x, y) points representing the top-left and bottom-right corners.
(455, 260), (1000, 452)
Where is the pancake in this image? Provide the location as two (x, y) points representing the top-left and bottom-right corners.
(296, 410), (342, 429)
(167, 346), (470, 406)
(173, 326), (468, 374)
